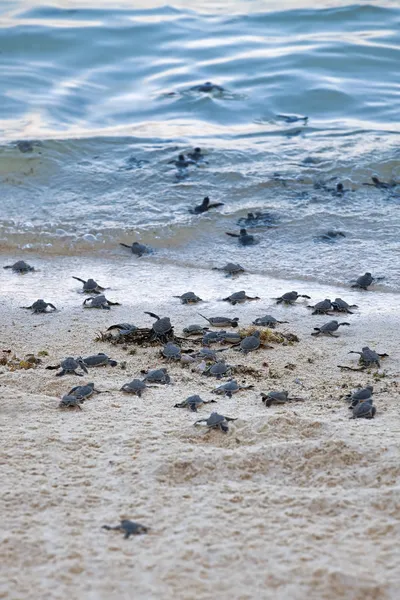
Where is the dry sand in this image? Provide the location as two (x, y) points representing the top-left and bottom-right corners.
(1, 259), (400, 599)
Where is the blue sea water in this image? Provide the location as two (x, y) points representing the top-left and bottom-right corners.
(0, 0), (399, 289)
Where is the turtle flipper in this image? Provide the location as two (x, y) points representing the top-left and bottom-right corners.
(120, 243), (131, 249)
(56, 369), (66, 377)
(225, 232), (240, 238)
(107, 301), (121, 306)
(72, 276), (86, 284)
(20, 305), (33, 309)
(144, 311), (160, 320)
(48, 303), (57, 310)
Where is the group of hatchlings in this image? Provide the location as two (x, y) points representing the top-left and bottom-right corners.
(4, 257), (386, 536)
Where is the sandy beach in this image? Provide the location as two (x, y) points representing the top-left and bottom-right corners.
(1, 256), (399, 599)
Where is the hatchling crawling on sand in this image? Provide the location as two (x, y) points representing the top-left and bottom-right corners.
(67, 382), (99, 401)
(183, 324), (209, 336)
(212, 379), (254, 398)
(142, 368), (171, 384)
(252, 314), (288, 328)
(194, 412), (237, 433)
(3, 260), (35, 273)
(261, 391), (305, 407)
(174, 395), (216, 412)
(351, 272), (375, 290)
(173, 291), (203, 304)
(161, 342), (181, 361)
(102, 519), (148, 538)
(226, 228), (258, 246)
(331, 298), (358, 314)
(349, 347), (387, 368)
(82, 353), (118, 368)
(83, 294), (120, 309)
(203, 360), (231, 379)
(120, 379), (149, 397)
(72, 276), (106, 294)
(212, 262), (245, 276)
(107, 322), (138, 335)
(222, 290), (260, 305)
(350, 399), (376, 419)
(21, 299), (57, 313)
(275, 291), (311, 305)
(307, 299), (333, 315)
(311, 320), (350, 337)
(51, 357), (88, 377)
(344, 385), (374, 408)
(199, 314), (239, 328)
(145, 312), (173, 342)
(59, 395), (83, 410)
(189, 196), (224, 214)
(120, 241), (152, 257)
(216, 331), (242, 344)
(236, 330), (263, 354)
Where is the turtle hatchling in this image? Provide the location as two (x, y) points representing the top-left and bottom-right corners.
(21, 299), (56, 313)
(348, 347), (387, 368)
(72, 276), (106, 294)
(237, 330), (261, 354)
(252, 315), (288, 328)
(55, 357), (88, 377)
(222, 290), (260, 305)
(275, 291), (311, 305)
(225, 228), (257, 246)
(82, 353), (118, 368)
(311, 320), (350, 337)
(344, 385), (373, 408)
(120, 241), (152, 257)
(161, 342), (181, 361)
(261, 391), (305, 407)
(174, 395), (216, 412)
(212, 262), (245, 276)
(194, 412), (237, 433)
(142, 368), (171, 384)
(102, 519), (148, 538)
(83, 294), (120, 309)
(3, 260), (35, 273)
(212, 379), (254, 398)
(59, 395), (82, 410)
(145, 312), (173, 341)
(216, 331), (242, 344)
(67, 382), (99, 401)
(350, 399), (376, 419)
(307, 299), (333, 315)
(199, 313), (239, 328)
(183, 324), (209, 336)
(120, 379), (148, 397)
(190, 81), (225, 93)
(173, 291), (203, 304)
(351, 272), (375, 290)
(107, 322), (138, 335)
(331, 298), (358, 314)
(203, 360), (231, 379)
(189, 196), (224, 214)
(202, 331), (222, 345)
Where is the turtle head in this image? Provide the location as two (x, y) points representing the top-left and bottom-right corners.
(178, 154), (185, 161)
(202, 196), (210, 207)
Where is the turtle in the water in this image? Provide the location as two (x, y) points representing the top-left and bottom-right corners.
(174, 394), (216, 412)
(237, 330), (262, 354)
(363, 176), (395, 190)
(59, 395), (83, 410)
(276, 113), (308, 124)
(275, 291), (311, 305)
(194, 412), (237, 433)
(344, 385), (373, 408)
(187, 147), (206, 162)
(222, 290), (260, 305)
(212, 262), (245, 277)
(199, 313), (239, 328)
(307, 299), (333, 315)
(142, 368), (171, 384)
(225, 228), (257, 246)
(82, 353), (118, 368)
(203, 360), (231, 379)
(260, 391), (305, 407)
(311, 320), (350, 337)
(102, 519), (148, 538)
(348, 347), (387, 369)
(190, 81), (224, 93)
(3, 260), (35, 273)
(168, 153), (195, 169)
(83, 294), (120, 309)
(120, 241), (152, 257)
(173, 291), (203, 304)
(350, 399), (376, 419)
(120, 379), (149, 397)
(72, 276), (106, 294)
(189, 196), (224, 214)
(183, 324), (209, 336)
(144, 312), (173, 342)
(351, 272), (375, 290)
(67, 382), (100, 401)
(211, 379), (254, 398)
(252, 315), (288, 328)
(237, 211), (277, 228)
(17, 140), (34, 153)
(331, 298), (358, 314)
(161, 342), (181, 361)
(21, 299), (57, 313)
(54, 357), (88, 377)
(315, 230), (346, 243)
(107, 322), (138, 335)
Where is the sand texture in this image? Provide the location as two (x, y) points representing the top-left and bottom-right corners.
(1, 258), (400, 600)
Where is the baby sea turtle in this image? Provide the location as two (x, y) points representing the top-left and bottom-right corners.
(183, 324), (209, 336)
(72, 276), (106, 294)
(348, 347), (386, 368)
(199, 313), (239, 328)
(174, 394), (216, 412)
(120, 241), (152, 257)
(190, 81), (224, 93)
(351, 272), (375, 290)
(107, 322), (138, 335)
(17, 140), (34, 153)
(102, 519), (148, 538)
(203, 360), (231, 379)
(276, 113), (308, 124)
(216, 331), (242, 344)
(173, 291), (203, 304)
(21, 299), (56, 313)
(212, 262), (245, 276)
(275, 291), (311, 305)
(83, 294), (120, 309)
(161, 342), (181, 361)
(187, 147), (206, 162)
(3, 260), (34, 273)
(82, 353), (118, 368)
(144, 312), (173, 341)
(237, 330), (261, 354)
(212, 379), (254, 398)
(190, 196), (224, 214)
(315, 230), (346, 243)
(120, 379), (148, 397)
(311, 320), (350, 337)
(195, 347), (222, 362)
(225, 228), (257, 246)
(363, 176), (394, 190)
(344, 385), (373, 408)
(67, 382), (99, 401)
(55, 357), (88, 377)
(168, 153), (195, 169)
(142, 368), (170, 384)
(331, 298), (358, 314)
(237, 212), (277, 228)
(260, 391), (305, 407)
(307, 299), (333, 315)
(350, 399), (376, 419)
(202, 331), (222, 345)
(222, 290), (260, 305)
(252, 315), (288, 328)
(59, 395), (82, 410)
(194, 412), (237, 433)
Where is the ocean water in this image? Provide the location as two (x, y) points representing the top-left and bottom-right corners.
(0, 0), (400, 290)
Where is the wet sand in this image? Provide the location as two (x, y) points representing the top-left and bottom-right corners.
(1, 258), (400, 599)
